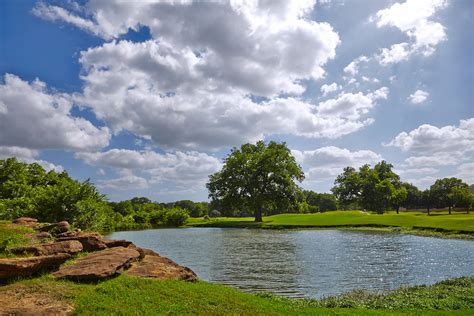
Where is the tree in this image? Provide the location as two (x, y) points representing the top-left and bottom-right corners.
(430, 178), (470, 214)
(303, 190), (338, 212)
(207, 141), (304, 222)
(401, 182), (423, 209)
(332, 161), (404, 214)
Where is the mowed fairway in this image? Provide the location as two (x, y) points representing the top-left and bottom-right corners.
(187, 211), (474, 234)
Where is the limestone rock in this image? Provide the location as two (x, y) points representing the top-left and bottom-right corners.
(11, 240), (83, 256)
(127, 255), (197, 282)
(39, 221), (70, 234)
(57, 232), (107, 252)
(104, 239), (134, 248)
(12, 217), (39, 228)
(33, 231), (52, 240)
(53, 247), (140, 281)
(0, 254), (71, 280)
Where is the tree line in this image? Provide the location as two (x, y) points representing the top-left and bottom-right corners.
(207, 141), (473, 221)
(1, 140), (472, 228)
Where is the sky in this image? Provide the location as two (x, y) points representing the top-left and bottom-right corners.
(0, 0), (472, 202)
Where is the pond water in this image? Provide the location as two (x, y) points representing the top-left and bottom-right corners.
(109, 228), (474, 298)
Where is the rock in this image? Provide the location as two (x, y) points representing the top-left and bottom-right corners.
(126, 245), (160, 259)
(0, 254), (71, 280)
(11, 240), (83, 256)
(53, 247), (140, 281)
(33, 231), (52, 240)
(104, 239), (134, 248)
(57, 232), (107, 252)
(39, 221), (70, 234)
(127, 255), (197, 282)
(12, 217), (39, 228)
(57, 229), (81, 238)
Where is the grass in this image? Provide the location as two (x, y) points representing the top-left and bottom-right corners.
(0, 220), (35, 257)
(186, 211), (474, 237)
(1, 274), (472, 315)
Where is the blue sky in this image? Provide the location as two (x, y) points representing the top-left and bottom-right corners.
(0, 0), (472, 202)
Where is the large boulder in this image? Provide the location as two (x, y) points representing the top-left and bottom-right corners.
(104, 239), (134, 248)
(39, 221), (70, 234)
(0, 254), (71, 280)
(53, 247), (140, 281)
(11, 240), (83, 256)
(12, 217), (39, 228)
(127, 255), (197, 282)
(56, 232), (107, 252)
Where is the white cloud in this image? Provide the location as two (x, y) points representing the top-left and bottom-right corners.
(0, 74), (110, 151)
(385, 118), (474, 154)
(317, 87), (389, 121)
(76, 148), (222, 185)
(36, 1), (339, 97)
(374, 0), (448, 62)
(403, 153), (466, 168)
(0, 146), (63, 172)
(454, 163), (474, 184)
(408, 89), (429, 104)
(377, 43), (411, 65)
(343, 55), (369, 76)
(320, 83), (340, 96)
(97, 174), (149, 190)
(292, 146), (382, 182)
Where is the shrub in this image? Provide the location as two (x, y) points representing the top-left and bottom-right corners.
(163, 208), (189, 226)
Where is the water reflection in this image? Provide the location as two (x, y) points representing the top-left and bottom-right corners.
(109, 228), (474, 298)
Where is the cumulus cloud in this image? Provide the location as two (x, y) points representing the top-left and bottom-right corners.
(453, 163), (474, 184)
(0, 74), (110, 151)
(377, 43), (411, 65)
(292, 146), (382, 182)
(385, 118), (474, 154)
(97, 173), (149, 190)
(0, 146), (63, 172)
(317, 87), (389, 121)
(408, 89), (429, 104)
(76, 149), (222, 185)
(343, 55), (369, 76)
(320, 83), (340, 96)
(373, 0), (448, 63)
(35, 1), (339, 97)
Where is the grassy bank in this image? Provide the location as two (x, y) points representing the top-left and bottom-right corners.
(186, 211), (474, 237)
(1, 274), (473, 315)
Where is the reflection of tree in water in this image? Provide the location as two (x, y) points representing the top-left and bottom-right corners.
(209, 229), (304, 297)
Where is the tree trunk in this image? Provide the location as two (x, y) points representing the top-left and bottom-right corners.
(427, 206), (430, 216)
(396, 207), (399, 214)
(448, 206), (452, 215)
(254, 208), (263, 222)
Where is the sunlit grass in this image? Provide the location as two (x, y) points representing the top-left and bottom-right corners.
(187, 211), (474, 234)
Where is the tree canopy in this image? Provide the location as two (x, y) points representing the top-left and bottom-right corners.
(207, 141), (304, 222)
(331, 161), (406, 214)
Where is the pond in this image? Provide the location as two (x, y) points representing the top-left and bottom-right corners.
(109, 228), (474, 298)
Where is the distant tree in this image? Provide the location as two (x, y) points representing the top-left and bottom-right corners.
(303, 190), (337, 212)
(430, 178), (470, 214)
(401, 183), (423, 209)
(207, 141), (304, 222)
(332, 161), (405, 214)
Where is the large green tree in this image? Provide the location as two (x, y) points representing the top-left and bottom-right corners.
(207, 141), (304, 222)
(430, 178), (471, 214)
(331, 161), (406, 214)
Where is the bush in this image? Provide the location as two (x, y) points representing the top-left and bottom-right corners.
(209, 209), (221, 217)
(163, 208), (189, 226)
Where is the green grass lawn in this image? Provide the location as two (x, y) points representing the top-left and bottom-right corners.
(2, 274), (472, 315)
(0, 220), (35, 257)
(187, 211), (474, 235)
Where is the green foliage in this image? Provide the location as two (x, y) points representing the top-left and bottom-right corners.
(0, 158), (112, 231)
(332, 161), (406, 214)
(207, 141), (305, 222)
(430, 178), (472, 211)
(303, 190), (338, 212)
